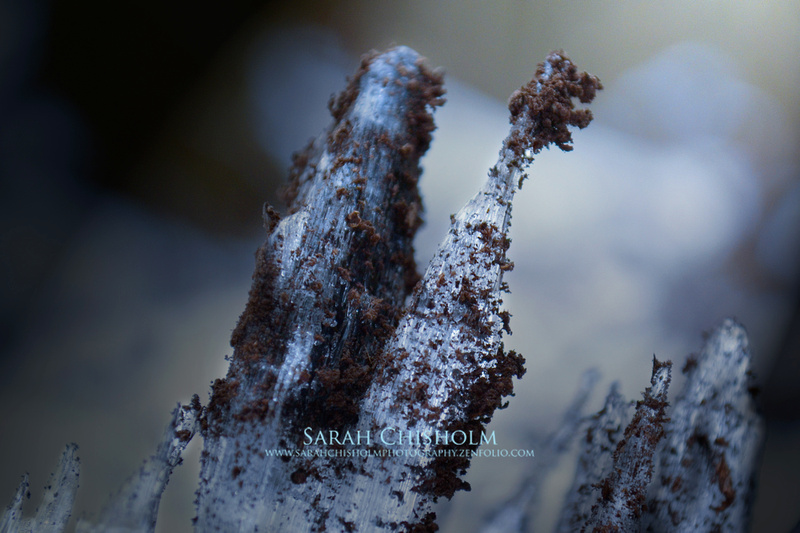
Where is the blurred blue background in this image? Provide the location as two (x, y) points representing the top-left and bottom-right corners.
(1, 1), (798, 531)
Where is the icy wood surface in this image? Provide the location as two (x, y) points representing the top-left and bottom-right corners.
(0, 43), (769, 533)
(643, 318), (763, 532)
(190, 47), (599, 532)
(479, 369), (599, 533)
(192, 45), (445, 533)
(581, 358), (672, 532)
(0, 46), (599, 533)
(75, 401), (200, 533)
(0, 444), (79, 533)
(554, 382), (630, 533)
(549, 319), (765, 533)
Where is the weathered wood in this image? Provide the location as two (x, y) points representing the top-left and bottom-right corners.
(193, 48), (599, 532)
(0, 474), (29, 533)
(554, 382), (630, 533)
(0, 43), (770, 533)
(284, 50), (598, 532)
(479, 369), (599, 533)
(552, 319), (765, 533)
(643, 318), (763, 532)
(581, 358), (672, 532)
(193, 45), (446, 532)
(0, 444), (79, 533)
(75, 401), (200, 533)
(2, 46), (606, 532)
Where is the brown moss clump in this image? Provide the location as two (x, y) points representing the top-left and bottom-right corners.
(506, 50), (602, 163)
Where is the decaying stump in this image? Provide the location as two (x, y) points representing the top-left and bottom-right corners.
(193, 46), (599, 532)
(1, 44), (767, 533)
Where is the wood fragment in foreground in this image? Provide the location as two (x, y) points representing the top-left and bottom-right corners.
(193, 45), (445, 533)
(0, 44), (769, 533)
(2, 46), (605, 533)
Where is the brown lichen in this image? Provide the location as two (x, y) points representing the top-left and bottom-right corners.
(507, 50), (601, 157)
(402, 512), (439, 533)
(710, 453), (735, 513)
(203, 46), (449, 446)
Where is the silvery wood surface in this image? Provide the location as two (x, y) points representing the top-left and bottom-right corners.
(0, 45), (769, 533)
(554, 382), (630, 533)
(192, 46), (446, 532)
(75, 403), (199, 533)
(642, 318), (763, 533)
(581, 359), (672, 532)
(0, 45), (768, 533)
(0, 47), (646, 533)
(193, 48), (597, 532)
(479, 369), (599, 533)
(567, 319), (763, 533)
(0, 400), (196, 533)
(0, 445), (79, 533)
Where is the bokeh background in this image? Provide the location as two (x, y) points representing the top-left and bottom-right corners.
(1, 1), (799, 531)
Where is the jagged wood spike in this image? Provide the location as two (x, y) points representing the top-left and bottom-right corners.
(30, 444), (80, 533)
(1, 445), (80, 533)
(582, 358), (672, 532)
(76, 401), (199, 533)
(479, 369), (600, 533)
(0, 474), (30, 533)
(642, 318), (764, 532)
(194, 46), (445, 532)
(1, 47), (599, 533)
(310, 51), (600, 532)
(554, 382), (630, 533)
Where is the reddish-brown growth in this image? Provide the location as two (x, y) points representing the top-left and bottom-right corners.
(584, 358), (671, 532)
(506, 50), (602, 162)
(710, 453), (735, 513)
